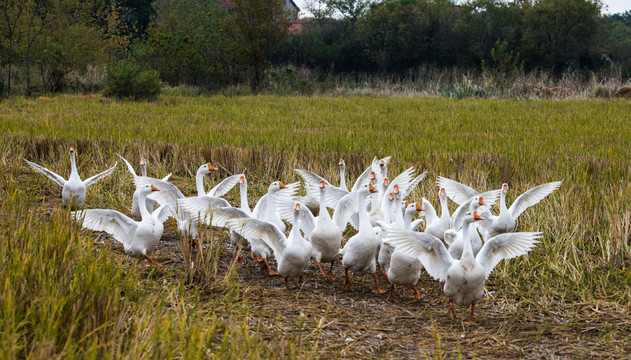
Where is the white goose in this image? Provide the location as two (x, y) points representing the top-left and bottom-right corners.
(422, 187), (451, 240)
(227, 202), (313, 289)
(305, 180), (343, 279)
(384, 210), (542, 323)
(118, 154), (171, 219)
(72, 184), (169, 266)
(385, 202), (424, 302)
(135, 163), (229, 240)
(483, 181), (562, 239)
(25, 147), (117, 209)
(340, 183), (387, 293)
(436, 176), (501, 230)
(447, 201), (493, 259)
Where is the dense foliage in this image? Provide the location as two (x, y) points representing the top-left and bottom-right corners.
(1, 0), (630, 95)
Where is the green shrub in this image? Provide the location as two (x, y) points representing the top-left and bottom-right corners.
(104, 61), (162, 100)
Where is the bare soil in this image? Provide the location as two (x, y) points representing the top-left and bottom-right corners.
(93, 224), (631, 360)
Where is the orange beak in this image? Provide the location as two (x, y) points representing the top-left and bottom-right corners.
(151, 185), (159, 192)
(339, 159), (344, 166)
(440, 187), (446, 196)
(140, 158), (146, 165)
(384, 178), (389, 186)
(207, 163), (218, 171)
(369, 183), (378, 193)
(319, 180), (326, 189)
(393, 184), (399, 194)
(405, 201), (409, 208)
(478, 197), (486, 205)
(388, 193), (394, 200)
(473, 210), (485, 221)
(279, 182), (287, 189)
(415, 202), (423, 211)
(239, 175), (245, 184)
(295, 203), (301, 211)
(503, 183), (509, 193)
(369, 171), (376, 180)
(69, 147), (75, 153)
(379, 160), (385, 167)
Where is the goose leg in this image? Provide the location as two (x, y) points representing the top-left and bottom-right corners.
(317, 262), (331, 279)
(144, 254), (162, 268)
(343, 267), (352, 291)
(409, 284), (423, 299)
(326, 260), (335, 279)
(464, 304), (476, 324)
(284, 277), (290, 290)
(262, 258), (279, 276)
(381, 269), (390, 283)
(386, 284), (398, 302)
(449, 301), (458, 318)
(372, 273), (387, 294)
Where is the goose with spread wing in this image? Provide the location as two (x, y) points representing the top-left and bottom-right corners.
(118, 154), (171, 219)
(226, 202), (312, 289)
(25, 147), (117, 209)
(71, 184), (169, 266)
(384, 210), (542, 323)
(483, 181), (562, 239)
(135, 163), (229, 240)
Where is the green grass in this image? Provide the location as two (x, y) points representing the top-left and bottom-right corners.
(1, 94), (631, 358)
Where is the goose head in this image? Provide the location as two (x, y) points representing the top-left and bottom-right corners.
(502, 183), (509, 194)
(463, 210), (485, 225)
(338, 159), (345, 169)
(198, 162), (218, 175)
(469, 195), (486, 210)
(69, 147), (75, 154)
(369, 171), (376, 183)
(319, 179), (326, 190)
(383, 177), (389, 187)
(268, 181), (288, 193)
(140, 158), (147, 176)
(239, 174), (247, 185)
(139, 184), (160, 195)
(439, 187), (447, 200)
(405, 202), (422, 216)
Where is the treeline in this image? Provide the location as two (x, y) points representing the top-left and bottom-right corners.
(0, 0), (630, 97)
(279, 0), (631, 76)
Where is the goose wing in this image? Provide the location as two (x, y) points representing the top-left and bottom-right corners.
(401, 170), (428, 198)
(84, 162), (117, 186)
(436, 176), (479, 205)
(24, 159), (66, 187)
(332, 192), (359, 232)
(383, 229), (454, 282)
(275, 198), (316, 239)
(421, 197), (439, 225)
(177, 196), (231, 225)
(226, 217), (287, 259)
(72, 209), (137, 246)
(508, 181), (562, 220)
(476, 232), (542, 279)
(116, 154), (137, 178)
(207, 174), (244, 198)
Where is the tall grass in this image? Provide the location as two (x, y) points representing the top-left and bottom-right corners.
(1, 94), (630, 356)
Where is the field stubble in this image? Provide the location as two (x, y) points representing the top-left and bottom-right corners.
(0, 94), (630, 358)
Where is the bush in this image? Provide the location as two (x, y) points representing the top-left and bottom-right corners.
(104, 61), (162, 100)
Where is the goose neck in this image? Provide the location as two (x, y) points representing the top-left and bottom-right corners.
(339, 167), (347, 191)
(138, 191), (151, 220)
(461, 222), (474, 259)
(358, 192), (371, 233)
(319, 188), (330, 220)
(195, 170), (206, 197)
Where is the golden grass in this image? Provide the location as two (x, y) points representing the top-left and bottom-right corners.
(1, 94), (631, 358)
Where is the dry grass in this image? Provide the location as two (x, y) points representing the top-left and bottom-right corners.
(1, 94), (631, 358)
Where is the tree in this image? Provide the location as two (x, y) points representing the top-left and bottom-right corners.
(522, 0), (603, 72)
(223, 0), (292, 91)
(0, 0), (25, 94)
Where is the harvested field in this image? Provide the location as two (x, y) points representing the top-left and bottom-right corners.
(1, 94), (631, 359)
